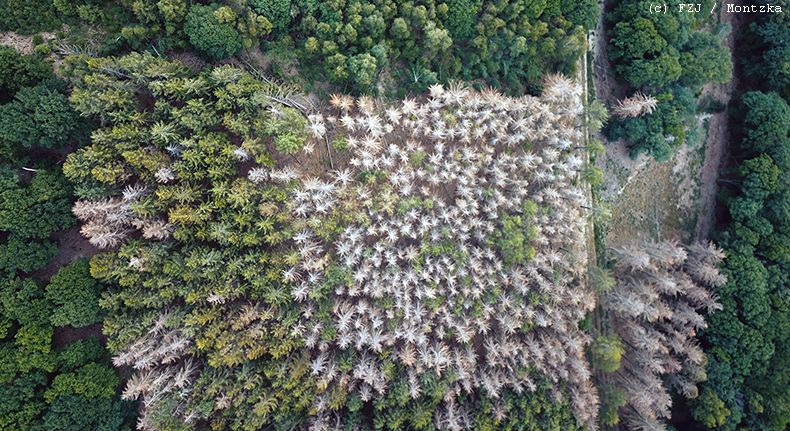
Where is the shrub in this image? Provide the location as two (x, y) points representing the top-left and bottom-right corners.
(274, 133), (304, 155)
(184, 3), (243, 60)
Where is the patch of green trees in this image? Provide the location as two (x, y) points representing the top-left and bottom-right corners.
(607, 0), (729, 89)
(0, 46), (52, 102)
(605, 0), (731, 160)
(741, 1), (790, 100)
(182, 2), (276, 60)
(0, 0), (600, 94)
(0, 80), (83, 150)
(0, 49), (75, 274)
(0, 274), (133, 430)
(0, 0), (59, 33)
(606, 85), (696, 161)
(692, 6), (790, 431)
(184, 3), (245, 60)
(0, 44), (133, 431)
(56, 0), (596, 94)
(690, 90), (790, 431)
(689, 6), (790, 427)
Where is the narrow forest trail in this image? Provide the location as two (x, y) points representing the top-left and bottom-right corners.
(586, 3), (616, 429)
(33, 226), (105, 347)
(694, 1), (743, 241)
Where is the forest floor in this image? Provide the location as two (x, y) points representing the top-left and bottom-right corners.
(31, 226), (98, 280)
(693, 2), (742, 241)
(0, 31), (59, 54)
(36, 226), (106, 346)
(591, 2), (739, 249)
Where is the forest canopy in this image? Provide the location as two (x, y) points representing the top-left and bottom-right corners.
(63, 53), (599, 430)
(0, 0), (785, 430)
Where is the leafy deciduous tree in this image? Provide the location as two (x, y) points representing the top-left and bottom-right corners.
(184, 3), (244, 60)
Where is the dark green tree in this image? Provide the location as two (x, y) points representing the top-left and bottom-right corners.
(562, 0), (599, 31)
(250, 0), (292, 31)
(348, 53), (378, 90)
(0, 81), (82, 149)
(184, 3), (243, 60)
(445, 0), (480, 40)
(42, 395), (129, 431)
(0, 46), (52, 101)
(744, 11), (790, 99)
(0, 0), (59, 33)
(0, 169), (74, 239)
(57, 337), (107, 371)
(679, 32), (732, 87)
(44, 362), (119, 402)
(608, 18), (682, 88)
(45, 259), (103, 328)
(0, 235), (58, 274)
(738, 91), (790, 155)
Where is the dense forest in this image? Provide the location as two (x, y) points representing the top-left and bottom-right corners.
(63, 54), (599, 430)
(604, 0), (731, 160)
(0, 0), (598, 94)
(0, 0), (787, 430)
(689, 4), (790, 430)
(0, 47), (135, 430)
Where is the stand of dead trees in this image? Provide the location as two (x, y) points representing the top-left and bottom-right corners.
(596, 240), (725, 431)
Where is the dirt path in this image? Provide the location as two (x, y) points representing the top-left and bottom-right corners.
(693, 1), (742, 241)
(244, 45), (271, 71)
(590, 0), (628, 106)
(31, 225), (100, 281)
(28, 225), (106, 347)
